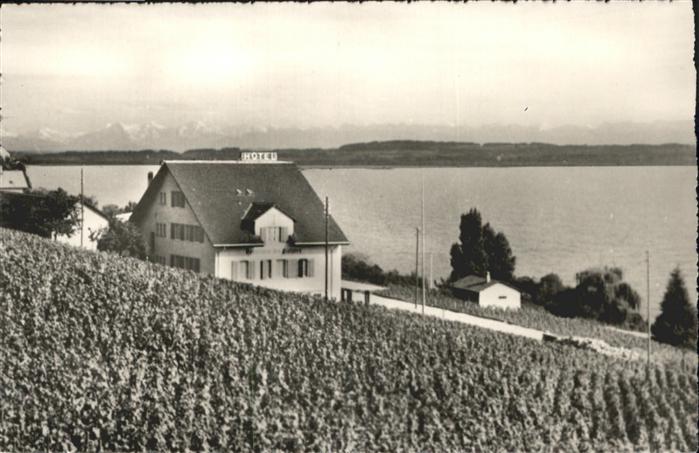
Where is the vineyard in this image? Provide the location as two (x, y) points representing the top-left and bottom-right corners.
(1, 228), (696, 452)
(380, 284), (696, 367)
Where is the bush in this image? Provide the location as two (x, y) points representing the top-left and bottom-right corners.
(548, 267), (641, 328)
(94, 219), (147, 259)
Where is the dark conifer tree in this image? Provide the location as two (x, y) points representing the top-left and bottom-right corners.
(449, 209), (486, 282)
(651, 268), (697, 349)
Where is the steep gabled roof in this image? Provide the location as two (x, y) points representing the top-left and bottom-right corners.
(130, 161), (349, 246)
(241, 201), (295, 223)
(81, 202), (110, 221)
(451, 275), (520, 293)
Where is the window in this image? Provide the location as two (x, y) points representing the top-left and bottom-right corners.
(232, 260), (256, 280)
(170, 254), (200, 272)
(259, 260), (272, 280)
(277, 259), (288, 278)
(498, 295), (507, 300)
(156, 222), (167, 238)
(261, 226), (288, 243)
(171, 223), (184, 240)
(185, 225), (204, 242)
(242, 260), (255, 280)
(170, 223), (204, 242)
(297, 259), (314, 278)
(159, 192), (167, 205)
(151, 255), (166, 265)
(171, 191), (185, 208)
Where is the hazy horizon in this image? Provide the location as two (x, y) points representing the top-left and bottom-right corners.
(1, 3), (695, 142)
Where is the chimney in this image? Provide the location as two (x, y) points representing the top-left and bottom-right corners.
(486, 271), (491, 283)
(147, 171), (153, 185)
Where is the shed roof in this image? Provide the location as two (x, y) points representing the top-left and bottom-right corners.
(451, 275), (520, 293)
(130, 161), (349, 246)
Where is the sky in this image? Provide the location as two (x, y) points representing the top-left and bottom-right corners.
(0, 2), (695, 134)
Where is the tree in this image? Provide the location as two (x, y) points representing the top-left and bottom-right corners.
(94, 219), (147, 259)
(0, 188), (79, 239)
(449, 209), (516, 283)
(483, 223), (516, 282)
(449, 209), (487, 282)
(549, 267), (641, 327)
(537, 273), (565, 306)
(651, 268), (697, 349)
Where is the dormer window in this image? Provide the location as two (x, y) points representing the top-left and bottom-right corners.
(261, 226), (288, 243)
(246, 188), (254, 196)
(236, 189), (243, 196)
(241, 202), (294, 244)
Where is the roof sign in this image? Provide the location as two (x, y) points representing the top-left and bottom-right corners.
(241, 151), (278, 162)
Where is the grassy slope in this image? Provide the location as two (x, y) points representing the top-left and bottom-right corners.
(1, 228), (696, 452)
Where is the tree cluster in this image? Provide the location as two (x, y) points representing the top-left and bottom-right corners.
(342, 253), (416, 287)
(448, 208), (516, 283)
(0, 188), (79, 239)
(513, 268), (645, 331)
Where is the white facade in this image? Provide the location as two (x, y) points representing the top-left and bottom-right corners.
(478, 283), (521, 310)
(215, 244), (342, 301)
(55, 203), (109, 251)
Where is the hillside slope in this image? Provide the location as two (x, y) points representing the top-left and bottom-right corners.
(0, 228), (696, 451)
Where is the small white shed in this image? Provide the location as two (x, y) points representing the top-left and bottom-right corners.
(451, 273), (521, 310)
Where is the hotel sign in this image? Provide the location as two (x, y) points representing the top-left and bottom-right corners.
(241, 152), (278, 162)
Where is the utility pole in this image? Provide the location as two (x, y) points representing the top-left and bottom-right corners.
(324, 197), (329, 302)
(80, 167), (84, 248)
(429, 252), (433, 290)
(415, 227), (420, 309)
(421, 171), (426, 315)
(646, 250), (651, 373)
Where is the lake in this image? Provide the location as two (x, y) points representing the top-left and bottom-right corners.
(25, 165), (697, 319)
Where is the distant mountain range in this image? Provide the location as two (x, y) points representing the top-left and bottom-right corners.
(1, 120), (694, 152)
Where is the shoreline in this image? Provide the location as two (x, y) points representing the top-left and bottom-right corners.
(17, 162), (697, 169)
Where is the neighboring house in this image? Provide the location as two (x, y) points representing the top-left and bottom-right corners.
(130, 160), (349, 300)
(55, 202), (110, 251)
(115, 212), (132, 223)
(451, 273), (521, 310)
(0, 146), (31, 192)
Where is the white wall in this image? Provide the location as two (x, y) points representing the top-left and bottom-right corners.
(253, 207), (294, 237)
(0, 170), (29, 191)
(215, 243), (342, 300)
(479, 283), (521, 310)
(55, 205), (109, 251)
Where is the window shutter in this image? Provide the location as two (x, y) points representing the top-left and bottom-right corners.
(231, 261), (238, 280)
(280, 227), (288, 242)
(249, 260), (256, 280)
(308, 259), (315, 278)
(197, 226), (204, 243)
(170, 224), (175, 239)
